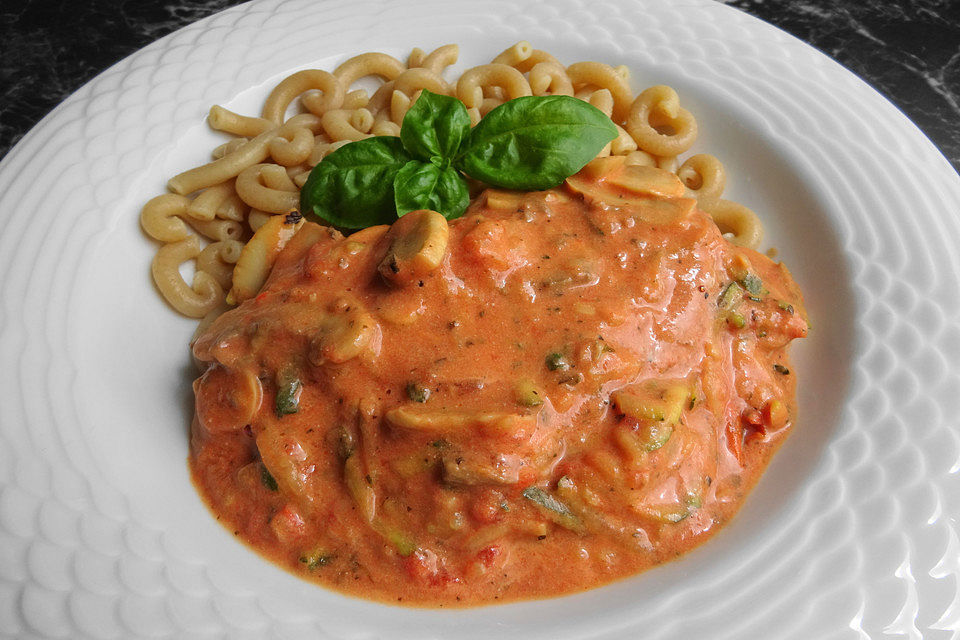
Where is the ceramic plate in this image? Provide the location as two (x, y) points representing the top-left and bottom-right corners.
(2, 0), (959, 637)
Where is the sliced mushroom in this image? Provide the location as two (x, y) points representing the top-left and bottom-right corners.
(255, 430), (315, 510)
(194, 365), (263, 434)
(309, 297), (380, 365)
(442, 452), (523, 485)
(566, 156), (687, 204)
(227, 211), (305, 304)
(385, 406), (536, 439)
(344, 453), (377, 522)
(606, 165), (686, 199)
(378, 209), (449, 286)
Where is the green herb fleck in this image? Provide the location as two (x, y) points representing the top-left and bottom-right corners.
(740, 273), (764, 296)
(558, 372), (584, 386)
(337, 427), (356, 460)
(299, 549), (335, 570)
(773, 364), (790, 375)
(407, 382), (431, 402)
(260, 465), (278, 492)
(406, 382), (431, 403)
(545, 352), (570, 371)
(522, 486), (584, 532)
(275, 373), (302, 417)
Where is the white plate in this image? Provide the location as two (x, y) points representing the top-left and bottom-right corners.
(2, 0), (959, 637)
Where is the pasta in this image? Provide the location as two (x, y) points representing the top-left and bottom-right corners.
(186, 180), (234, 221)
(263, 69), (345, 122)
(624, 85), (698, 157)
(140, 193), (193, 242)
(235, 163), (300, 214)
(140, 41), (765, 317)
(150, 236), (223, 317)
(420, 43), (460, 74)
(333, 52), (406, 87)
(456, 63), (532, 109)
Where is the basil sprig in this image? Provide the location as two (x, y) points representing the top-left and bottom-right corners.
(300, 90), (616, 229)
(300, 137), (412, 228)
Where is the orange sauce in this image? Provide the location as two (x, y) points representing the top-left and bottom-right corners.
(189, 161), (807, 606)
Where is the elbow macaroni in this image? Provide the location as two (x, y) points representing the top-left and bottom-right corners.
(142, 42), (766, 317)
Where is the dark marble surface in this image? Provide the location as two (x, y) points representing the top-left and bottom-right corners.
(1, 0), (958, 172)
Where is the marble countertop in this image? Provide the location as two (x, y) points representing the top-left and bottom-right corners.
(1, 0), (958, 172)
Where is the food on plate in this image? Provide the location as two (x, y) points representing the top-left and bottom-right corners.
(141, 42), (763, 319)
(142, 42), (807, 605)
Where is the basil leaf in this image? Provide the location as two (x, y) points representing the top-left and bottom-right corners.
(400, 90), (471, 162)
(457, 96), (617, 190)
(299, 137), (411, 229)
(393, 160), (469, 220)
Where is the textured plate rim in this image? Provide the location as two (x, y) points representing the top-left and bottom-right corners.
(1, 1), (959, 638)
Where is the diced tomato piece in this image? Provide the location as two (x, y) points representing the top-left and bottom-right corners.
(403, 548), (460, 587)
(470, 489), (507, 524)
(404, 548), (440, 584)
(741, 408), (765, 434)
(269, 504), (306, 544)
(725, 421), (745, 466)
(477, 545), (501, 567)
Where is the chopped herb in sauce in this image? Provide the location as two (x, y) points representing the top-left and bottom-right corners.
(337, 427), (356, 460)
(739, 273), (764, 296)
(275, 373), (302, 417)
(558, 372), (584, 386)
(299, 549), (335, 570)
(522, 486), (584, 533)
(406, 382), (432, 403)
(778, 301), (795, 314)
(260, 465), (278, 491)
(773, 364), (790, 375)
(545, 352), (570, 371)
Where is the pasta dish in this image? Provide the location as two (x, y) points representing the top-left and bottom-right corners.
(141, 42), (808, 606)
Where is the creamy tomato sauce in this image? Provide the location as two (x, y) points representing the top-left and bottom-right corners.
(190, 159), (807, 606)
